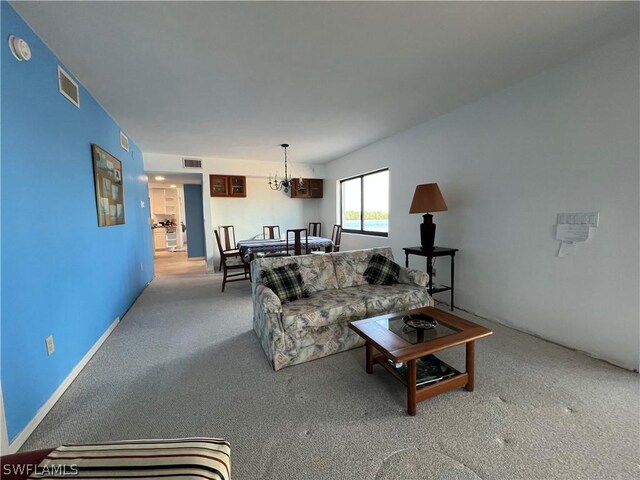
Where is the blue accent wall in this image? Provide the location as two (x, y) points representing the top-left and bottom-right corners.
(183, 184), (206, 258)
(1, 3), (154, 441)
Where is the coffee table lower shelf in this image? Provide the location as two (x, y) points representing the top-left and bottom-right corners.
(373, 353), (470, 414)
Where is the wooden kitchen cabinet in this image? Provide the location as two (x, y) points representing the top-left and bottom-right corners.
(209, 175), (246, 197)
(153, 228), (167, 251)
(151, 189), (166, 212)
(228, 176), (247, 197)
(151, 188), (178, 216)
(210, 175), (229, 197)
(291, 178), (323, 198)
(308, 179), (323, 198)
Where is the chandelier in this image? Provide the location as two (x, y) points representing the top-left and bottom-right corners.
(268, 144), (304, 193)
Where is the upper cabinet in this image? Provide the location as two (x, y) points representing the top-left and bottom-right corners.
(151, 188), (178, 215)
(228, 176), (247, 197)
(210, 175), (246, 197)
(209, 175), (228, 196)
(291, 178), (323, 198)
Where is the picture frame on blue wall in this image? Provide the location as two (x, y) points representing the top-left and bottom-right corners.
(92, 144), (125, 227)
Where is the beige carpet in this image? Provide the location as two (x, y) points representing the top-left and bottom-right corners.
(21, 272), (639, 479)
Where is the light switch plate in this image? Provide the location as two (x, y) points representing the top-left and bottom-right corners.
(45, 335), (55, 356)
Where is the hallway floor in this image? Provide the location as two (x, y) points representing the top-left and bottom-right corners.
(153, 250), (206, 276)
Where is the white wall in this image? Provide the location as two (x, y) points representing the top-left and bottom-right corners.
(212, 177), (318, 240)
(144, 153), (325, 269)
(320, 34), (640, 370)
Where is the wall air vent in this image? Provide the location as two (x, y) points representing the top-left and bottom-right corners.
(120, 131), (129, 152)
(57, 66), (80, 108)
(183, 158), (202, 169)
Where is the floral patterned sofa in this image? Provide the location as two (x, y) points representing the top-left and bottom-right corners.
(251, 247), (433, 371)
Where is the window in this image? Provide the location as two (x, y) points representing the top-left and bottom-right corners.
(340, 169), (389, 236)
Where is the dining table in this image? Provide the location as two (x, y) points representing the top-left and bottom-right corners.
(237, 236), (334, 259)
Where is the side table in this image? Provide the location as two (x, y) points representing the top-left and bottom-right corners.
(403, 246), (458, 311)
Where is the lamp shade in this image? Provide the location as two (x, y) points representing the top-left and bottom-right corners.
(409, 183), (448, 214)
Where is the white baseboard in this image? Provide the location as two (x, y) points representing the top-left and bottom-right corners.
(1, 384), (9, 455)
(4, 316), (121, 454)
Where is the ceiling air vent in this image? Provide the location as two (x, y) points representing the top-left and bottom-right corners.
(120, 131), (129, 152)
(183, 158), (202, 169)
(57, 65), (80, 108)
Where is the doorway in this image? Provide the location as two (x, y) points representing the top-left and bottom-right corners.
(147, 172), (206, 276)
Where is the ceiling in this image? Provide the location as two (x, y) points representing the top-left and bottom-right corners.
(147, 172), (203, 186)
(11, 1), (639, 164)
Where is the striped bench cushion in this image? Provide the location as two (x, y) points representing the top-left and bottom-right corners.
(27, 438), (231, 480)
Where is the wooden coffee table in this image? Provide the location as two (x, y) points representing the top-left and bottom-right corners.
(349, 307), (493, 415)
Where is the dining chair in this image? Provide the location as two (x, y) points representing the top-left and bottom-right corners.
(286, 228), (309, 256)
(260, 225), (289, 257)
(308, 222), (322, 237)
(331, 224), (342, 252)
(215, 230), (250, 292)
(262, 225), (281, 240)
(217, 225), (238, 271)
(307, 222), (324, 252)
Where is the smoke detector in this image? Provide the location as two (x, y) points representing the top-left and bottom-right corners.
(8, 35), (31, 61)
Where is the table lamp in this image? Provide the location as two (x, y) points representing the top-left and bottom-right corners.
(409, 183), (448, 250)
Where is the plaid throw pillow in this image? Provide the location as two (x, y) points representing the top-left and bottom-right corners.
(261, 263), (310, 303)
(363, 253), (400, 285)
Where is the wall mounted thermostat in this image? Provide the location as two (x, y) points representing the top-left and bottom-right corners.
(8, 35), (31, 61)
(555, 211), (599, 257)
(556, 224), (590, 243)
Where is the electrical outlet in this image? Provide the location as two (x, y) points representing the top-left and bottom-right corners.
(45, 335), (55, 356)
